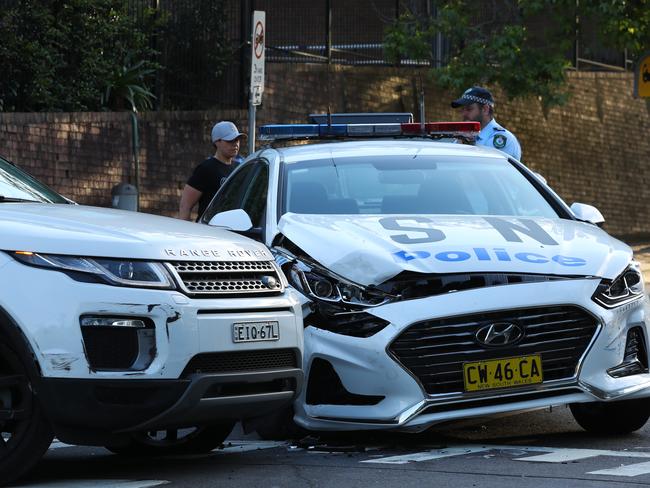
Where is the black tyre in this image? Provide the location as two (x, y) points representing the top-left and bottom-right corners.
(0, 340), (54, 486)
(106, 422), (235, 456)
(255, 406), (306, 441)
(570, 398), (650, 435)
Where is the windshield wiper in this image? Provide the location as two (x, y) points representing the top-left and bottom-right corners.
(0, 195), (40, 203)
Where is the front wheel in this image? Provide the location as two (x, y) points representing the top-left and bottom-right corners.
(570, 398), (650, 435)
(105, 422), (235, 456)
(0, 340), (54, 485)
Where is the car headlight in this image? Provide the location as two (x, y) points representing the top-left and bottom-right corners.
(592, 262), (645, 308)
(284, 259), (396, 308)
(275, 255), (395, 337)
(10, 252), (174, 289)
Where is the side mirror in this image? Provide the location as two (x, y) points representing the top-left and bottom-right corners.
(208, 209), (253, 231)
(570, 202), (605, 226)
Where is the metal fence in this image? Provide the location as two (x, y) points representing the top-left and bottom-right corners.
(1, 0), (635, 111)
(146, 0), (632, 109)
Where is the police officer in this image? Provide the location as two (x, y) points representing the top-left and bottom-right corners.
(451, 86), (521, 160)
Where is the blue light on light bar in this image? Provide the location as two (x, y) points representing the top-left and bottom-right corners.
(258, 124), (320, 140)
(258, 121), (479, 142)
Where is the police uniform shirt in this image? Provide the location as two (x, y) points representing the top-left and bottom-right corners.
(476, 118), (522, 160)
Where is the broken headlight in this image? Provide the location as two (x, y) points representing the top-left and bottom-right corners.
(592, 263), (645, 309)
(287, 260), (396, 308)
(277, 253), (397, 337)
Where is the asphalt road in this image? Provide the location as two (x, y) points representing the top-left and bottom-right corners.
(13, 405), (650, 488)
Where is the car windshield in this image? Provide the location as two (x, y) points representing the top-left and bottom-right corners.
(282, 155), (559, 218)
(0, 156), (69, 204)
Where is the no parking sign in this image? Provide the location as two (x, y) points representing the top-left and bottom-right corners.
(250, 11), (265, 106)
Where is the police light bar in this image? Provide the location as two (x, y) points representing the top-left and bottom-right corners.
(258, 121), (480, 142)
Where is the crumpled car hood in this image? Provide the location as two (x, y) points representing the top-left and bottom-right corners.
(277, 213), (632, 286)
(0, 203), (272, 261)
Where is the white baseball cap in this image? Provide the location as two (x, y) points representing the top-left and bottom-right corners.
(211, 121), (246, 143)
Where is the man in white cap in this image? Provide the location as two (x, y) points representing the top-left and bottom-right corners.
(451, 86), (521, 160)
(179, 121), (246, 221)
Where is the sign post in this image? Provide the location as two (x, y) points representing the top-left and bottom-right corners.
(634, 51), (650, 98)
(248, 10), (265, 155)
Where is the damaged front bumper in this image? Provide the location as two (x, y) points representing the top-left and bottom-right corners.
(294, 278), (650, 432)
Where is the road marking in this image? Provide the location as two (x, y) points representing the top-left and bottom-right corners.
(361, 446), (491, 464)
(512, 446), (650, 462)
(21, 481), (169, 488)
(588, 461), (650, 477)
(363, 443), (650, 475)
(513, 448), (612, 463)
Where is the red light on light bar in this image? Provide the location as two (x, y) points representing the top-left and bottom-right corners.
(428, 122), (480, 132)
(400, 122), (480, 135)
(400, 123), (425, 134)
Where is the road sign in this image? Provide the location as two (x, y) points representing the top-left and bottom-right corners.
(250, 11), (265, 106)
(634, 51), (650, 98)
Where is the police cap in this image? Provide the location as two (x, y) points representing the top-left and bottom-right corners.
(451, 86), (495, 108)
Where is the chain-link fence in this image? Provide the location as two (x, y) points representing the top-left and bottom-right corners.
(1, 0), (635, 111)
(142, 0), (633, 110)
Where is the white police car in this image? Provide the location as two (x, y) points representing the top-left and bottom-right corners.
(0, 154), (303, 484)
(201, 118), (650, 436)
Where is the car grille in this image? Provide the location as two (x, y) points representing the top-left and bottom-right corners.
(389, 306), (599, 395)
(167, 261), (283, 296)
(181, 348), (299, 377)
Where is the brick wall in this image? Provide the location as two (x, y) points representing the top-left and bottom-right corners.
(0, 110), (247, 218)
(1, 64), (649, 237)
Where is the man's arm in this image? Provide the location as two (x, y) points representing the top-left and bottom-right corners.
(178, 184), (203, 221)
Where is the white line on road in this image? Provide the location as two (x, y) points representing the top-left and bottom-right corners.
(20, 480), (169, 488)
(512, 446), (650, 462)
(513, 448), (613, 463)
(362, 443), (650, 473)
(361, 446), (492, 464)
(588, 461), (650, 477)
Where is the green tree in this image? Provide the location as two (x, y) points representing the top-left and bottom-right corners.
(157, 1), (233, 110)
(0, 0), (161, 112)
(385, 0), (650, 108)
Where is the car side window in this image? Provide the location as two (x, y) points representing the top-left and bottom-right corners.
(240, 162), (269, 229)
(201, 163), (257, 223)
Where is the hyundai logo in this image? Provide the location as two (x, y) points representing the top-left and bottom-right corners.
(475, 322), (524, 347)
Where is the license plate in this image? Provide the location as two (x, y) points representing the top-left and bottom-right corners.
(232, 321), (279, 343)
(463, 355), (543, 392)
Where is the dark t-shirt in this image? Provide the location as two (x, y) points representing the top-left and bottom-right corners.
(187, 156), (236, 220)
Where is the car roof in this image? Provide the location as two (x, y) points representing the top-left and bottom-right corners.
(270, 139), (510, 164)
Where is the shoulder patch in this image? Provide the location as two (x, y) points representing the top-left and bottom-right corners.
(493, 134), (507, 149)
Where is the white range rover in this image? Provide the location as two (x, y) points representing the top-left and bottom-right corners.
(0, 155), (303, 484)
